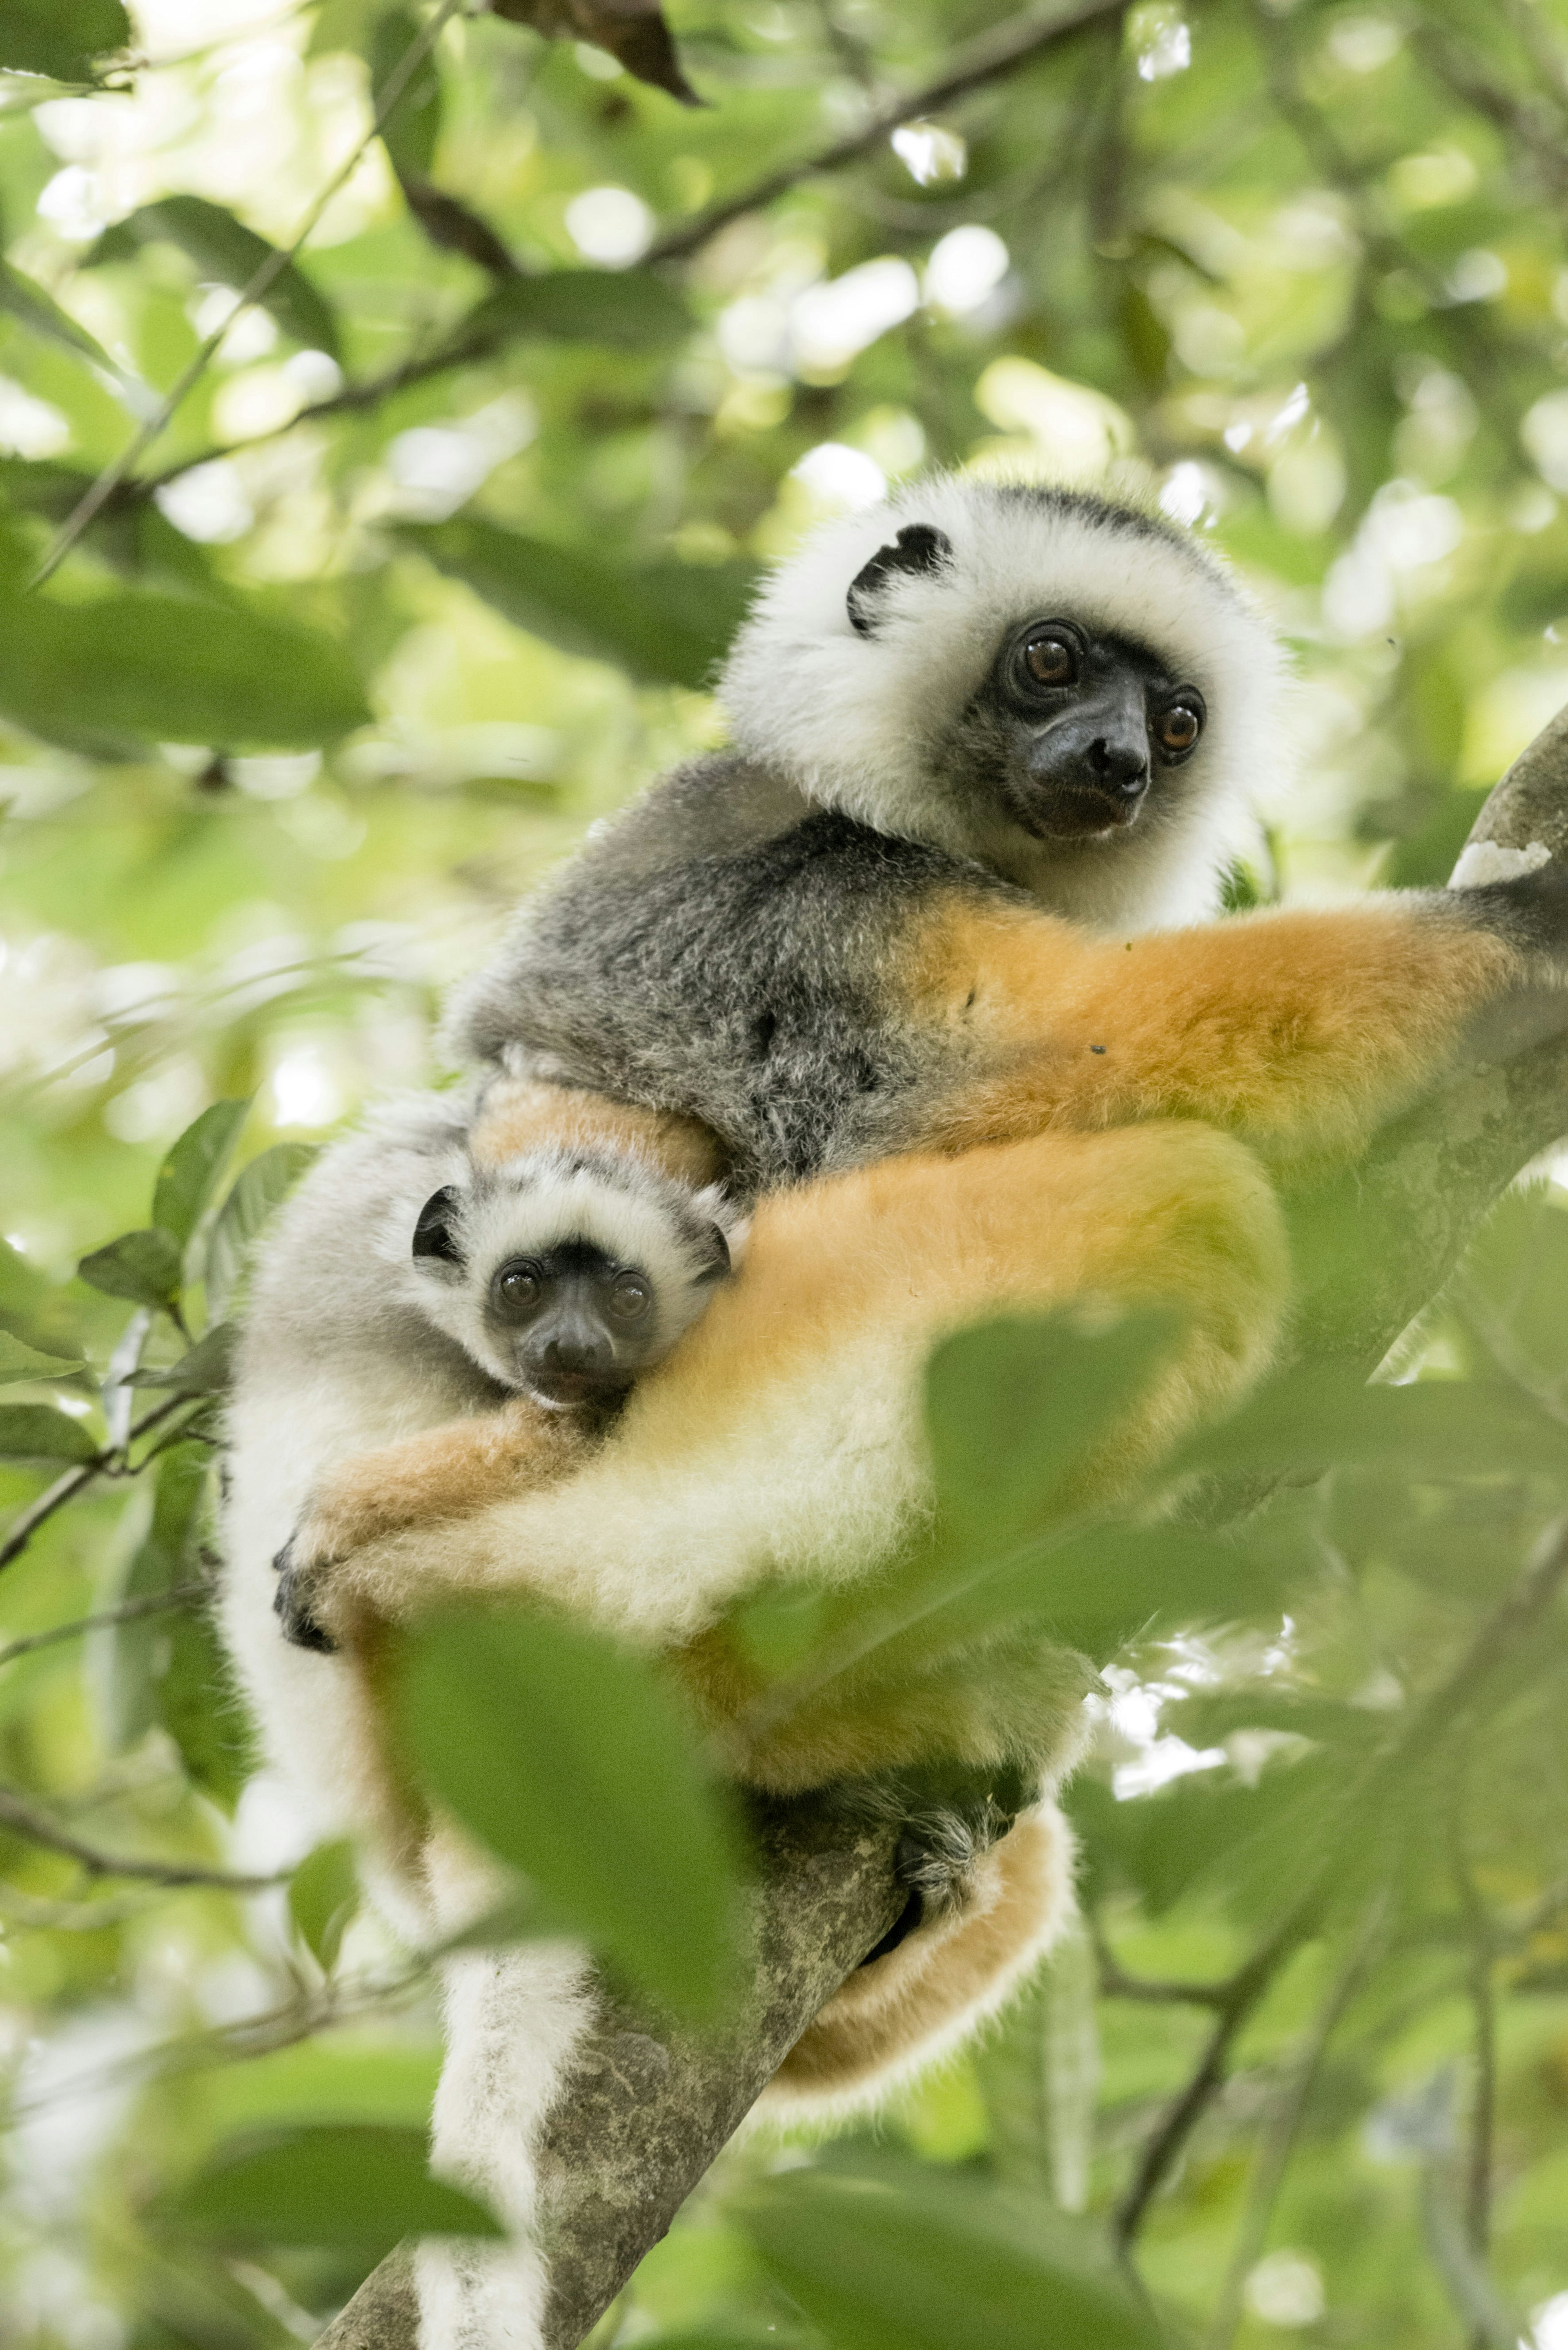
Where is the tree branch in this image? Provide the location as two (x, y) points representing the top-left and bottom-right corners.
(0, 1783), (283, 1891)
(139, 0), (1130, 494)
(314, 702), (1568, 2345)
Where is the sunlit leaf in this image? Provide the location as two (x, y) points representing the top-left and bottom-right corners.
(204, 1145), (319, 1317)
(77, 1228), (183, 1311)
(0, 1333), (83, 1385)
(0, 0), (130, 82)
(399, 1605), (743, 2018)
(0, 589), (369, 755)
(1174, 1366), (1568, 1484)
(463, 267), (690, 349)
(373, 6), (441, 182)
(396, 521), (751, 689)
(290, 1837), (360, 1971)
(739, 2160), (1161, 2350)
(0, 261), (141, 401)
(154, 2123), (503, 2250)
(86, 195), (341, 359)
(0, 1405), (97, 1463)
(153, 1099), (250, 1248)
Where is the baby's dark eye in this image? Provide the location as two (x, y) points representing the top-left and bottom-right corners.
(608, 1273), (651, 1322)
(492, 1260), (542, 1318)
(1022, 632), (1077, 687)
(1155, 701), (1204, 760)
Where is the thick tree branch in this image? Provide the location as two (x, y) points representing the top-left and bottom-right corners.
(315, 704), (1568, 2347)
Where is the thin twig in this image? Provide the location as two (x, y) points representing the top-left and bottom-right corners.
(0, 1391), (194, 1573)
(138, 0), (1131, 494)
(1091, 1907), (1234, 2009)
(1205, 1893), (1389, 2350)
(0, 1784), (283, 1891)
(29, 0), (466, 589)
(1451, 1794), (1497, 2339)
(0, 1581), (208, 1669)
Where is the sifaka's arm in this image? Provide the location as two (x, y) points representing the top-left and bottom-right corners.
(905, 879), (1568, 1165)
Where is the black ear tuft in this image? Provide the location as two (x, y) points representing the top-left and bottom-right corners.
(846, 524), (954, 637)
(413, 1185), (463, 1264)
(697, 1221), (731, 1280)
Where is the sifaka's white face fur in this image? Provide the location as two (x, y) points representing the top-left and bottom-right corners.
(719, 475), (1289, 929)
(409, 1146), (738, 1406)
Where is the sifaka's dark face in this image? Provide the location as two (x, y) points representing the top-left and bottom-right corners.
(483, 1237), (660, 1408)
(953, 618), (1207, 845)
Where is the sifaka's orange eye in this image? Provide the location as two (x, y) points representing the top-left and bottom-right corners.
(1156, 702), (1203, 757)
(1022, 632), (1077, 687)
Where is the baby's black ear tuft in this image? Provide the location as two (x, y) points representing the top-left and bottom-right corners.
(413, 1185), (463, 1264)
(697, 1222), (732, 1280)
(846, 523), (954, 636)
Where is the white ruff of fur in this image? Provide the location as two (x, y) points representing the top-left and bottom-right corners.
(719, 475), (1287, 929)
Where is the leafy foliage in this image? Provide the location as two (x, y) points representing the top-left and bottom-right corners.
(3, 1), (1568, 2345)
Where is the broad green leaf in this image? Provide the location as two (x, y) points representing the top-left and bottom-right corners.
(122, 1323), (236, 1396)
(153, 1099), (250, 1248)
(96, 1441), (211, 1752)
(373, 7), (441, 182)
(1174, 1366), (1568, 1484)
(1065, 1752), (1349, 1921)
(290, 1837), (360, 1971)
(464, 268), (691, 350)
(77, 1229), (183, 1311)
(0, 1333), (82, 1385)
(204, 1144), (319, 1317)
(0, 0), (130, 81)
(396, 521), (753, 690)
(0, 589), (370, 753)
(154, 2123), (503, 2251)
(156, 1602), (250, 1811)
(739, 2161), (1160, 2350)
(0, 1405), (97, 1463)
(399, 1606), (743, 2019)
(490, 0), (699, 104)
(926, 1310), (1182, 1554)
(0, 261), (139, 399)
(87, 196), (341, 359)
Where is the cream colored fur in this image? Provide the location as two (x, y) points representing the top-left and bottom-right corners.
(721, 475), (1284, 928)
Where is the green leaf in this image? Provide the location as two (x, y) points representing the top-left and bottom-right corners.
(290, 1838), (360, 1971)
(77, 1228), (183, 1311)
(0, 589), (370, 754)
(0, 1405), (97, 1463)
(372, 7), (441, 182)
(740, 2161), (1161, 2350)
(0, 260), (138, 396)
(1175, 1367), (1568, 1484)
(0, 1333), (83, 1385)
(464, 268), (691, 350)
(156, 1603), (250, 1812)
(399, 1606), (743, 2020)
(96, 1441), (211, 1753)
(152, 1099), (250, 1248)
(204, 1144), (319, 1318)
(123, 1323), (237, 1396)
(154, 2123), (503, 2252)
(0, 0), (130, 82)
(927, 1311), (1182, 1556)
(396, 521), (753, 691)
(86, 195), (341, 359)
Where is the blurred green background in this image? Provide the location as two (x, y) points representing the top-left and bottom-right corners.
(4, 0), (1568, 2344)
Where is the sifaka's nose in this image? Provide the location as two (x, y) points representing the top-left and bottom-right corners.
(540, 1328), (612, 1374)
(1088, 735), (1149, 798)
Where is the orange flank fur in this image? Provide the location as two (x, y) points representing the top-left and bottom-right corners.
(904, 897), (1521, 1165)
